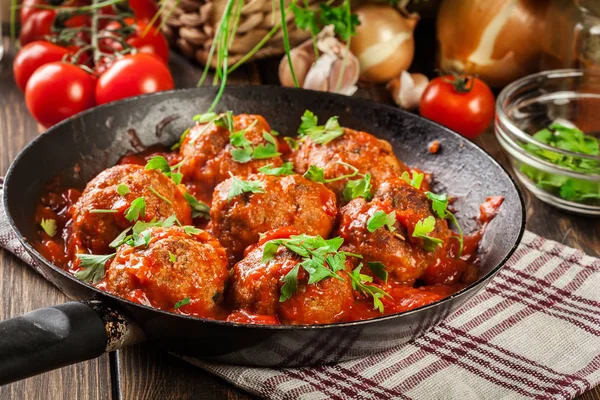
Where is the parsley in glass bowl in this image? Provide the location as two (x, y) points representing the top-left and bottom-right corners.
(496, 69), (600, 215)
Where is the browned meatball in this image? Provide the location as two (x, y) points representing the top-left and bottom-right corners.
(337, 178), (452, 285)
(69, 164), (192, 255)
(292, 128), (407, 201)
(104, 226), (228, 317)
(230, 238), (354, 324)
(210, 173), (337, 264)
(179, 114), (284, 201)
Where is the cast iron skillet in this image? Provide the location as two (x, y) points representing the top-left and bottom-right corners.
(0, 86), (525, 384)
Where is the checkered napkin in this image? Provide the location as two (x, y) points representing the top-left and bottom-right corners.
(1, 183), (600, 400)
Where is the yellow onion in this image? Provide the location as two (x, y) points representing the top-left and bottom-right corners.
(350, 4), (419, 83)
(437, 0), (548, 88)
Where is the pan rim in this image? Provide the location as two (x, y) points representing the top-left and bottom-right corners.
(3, 85), (526, 330)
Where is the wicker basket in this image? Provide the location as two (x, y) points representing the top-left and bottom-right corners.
(162, 0), (316, 67)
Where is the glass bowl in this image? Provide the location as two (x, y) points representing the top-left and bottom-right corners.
(495, 69), (600, 215)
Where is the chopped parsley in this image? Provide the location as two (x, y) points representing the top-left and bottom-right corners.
(297, 110), (345, 144)
(184, 192), (210, 219)
(40, 218), (56, 237)
(229, 120), (281, 163)
(520, 122), (600, 204)
(367, 261), (388, 282)
(426, 192), (464, 258)
(169, 252), (177, 263)
(184, 226), (202, 235)
(227, 174), (265, 201)
(148, 186), (173, 205)
(343, 174), (373, 202)
(401, 171), (424, 190)
(117, 184), (130, 196)
(366, 210), (396, 233)
(174, 297), (191, 309)
(348, 263), (391, 313)
(284, 136), (299, 151)
(280, 264), (300, 302)
(124, 197), (146, 222)
(90, 209), (118, 214)
(258, 162), (295, 176)
(303, 162), (358, 183)
(292, 4), (359, 43)
(145, 156), (183, 185)
(75, 253), (115, 283)
(171, 128), (190, 151)
(412, 216), (443, 252)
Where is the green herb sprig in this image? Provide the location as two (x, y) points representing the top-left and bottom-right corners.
(425, 192), (464, 258)
(298, 110), (345, 144)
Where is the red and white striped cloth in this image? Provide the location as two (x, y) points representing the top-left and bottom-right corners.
(1, 193), (599, 399)
(181, 232), (600, 400)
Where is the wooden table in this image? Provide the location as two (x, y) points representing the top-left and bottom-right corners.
(0, 36), (598, 399)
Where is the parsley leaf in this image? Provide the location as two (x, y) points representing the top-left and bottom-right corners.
(412, 216), (443, 252)
(367, 261), (388, 282)
(284, 137), (299, 151)
(90, 209), (118, 214)
(366, 210), (396, 233)
(40, 218), (57, 237)
(174, 297), (190, 309)
(303, 162), (359, 183)
(193, 112), (218, 123)
(148, 186), (173, 205)
(401, 171), (424, 190)
(184, 192), (210, 219)
(343, 173), (373, 201)
(280, 264), (300, 302)
(348, 263), (391, 313)
(171, 128), (190, 151)
(258, 162), (295, 176)
(145, 156), (184, 186)
(109, 227), (132, 248)
(291, 4), (320, 35)
(297, 110), (345, 144)
(169, 252), (177, 263)
(125, 197), (146, 222)
(319, 3), (360, 41)
(75, 253), (115, 283)
(117, 184), (130, 196)
(425, 192), (464, 258)
(229, 122), (280, 163)
(227, 174), (265, 201)
(184, 226), (202, 235)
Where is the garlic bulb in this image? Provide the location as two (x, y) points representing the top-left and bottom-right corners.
(386, 71), (429, 110)
(437, 0), (548, 88)
(350, 4), (419, 84)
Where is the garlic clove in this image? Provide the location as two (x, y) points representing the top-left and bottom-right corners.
(278, 38), (316, 88)
(328, 51), (360, 96)
(387, 71), (429, 110)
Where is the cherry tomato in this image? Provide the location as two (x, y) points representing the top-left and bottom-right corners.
(102, 18), (169, 64)
(25, 62), (96, 128)
(19, 9), (55, 46)
(20, 0), (47, 24)
(13, 41), (70, 92)
(419, 75), (495, 140)
(95, 54), (174, 105)
(129, 0), (159, 24)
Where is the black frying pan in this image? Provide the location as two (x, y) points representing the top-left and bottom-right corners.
(0, 86), (525, 384)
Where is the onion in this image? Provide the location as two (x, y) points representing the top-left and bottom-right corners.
(437, 0), (548, 88)
(386, 71), (429, 111)
(350, 4), (419, 84)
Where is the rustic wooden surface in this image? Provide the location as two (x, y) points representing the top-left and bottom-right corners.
(0, 36), (599, 399)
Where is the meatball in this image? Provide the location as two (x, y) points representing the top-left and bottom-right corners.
(230, 239), (354, 324)
(337, 178), (452, 285)
(69, 164), (192, 255)
(210, 173), (337, 264)
(180, 114), (284, 201)
(292, 128), (407, 201)
(104, 226), (228, 317)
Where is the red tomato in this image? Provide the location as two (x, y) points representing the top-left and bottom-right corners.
(19, 9), (55, 46)
(13, 41), (70, 92)
(129, 0), (159, 24)
(20, 0), (47, 24)
(419, 75), (495, 140)
(95, 54), (174, 105)
(25, 62), (96, 128)
(102, 18), (169, 64)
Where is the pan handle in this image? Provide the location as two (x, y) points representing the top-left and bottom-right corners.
(0, 300), (144, 385)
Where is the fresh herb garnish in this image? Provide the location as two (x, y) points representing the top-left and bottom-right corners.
(284, 136), (299, 151)
(367, 261), (388, 282)
(90, 209), (118, 214)
(110, 215), (180, 250)
(426, 192), (464, 258)
(303, 162), (359, 183)
(169, 252), (177, 263)
(145, 156), (184, 185)
(297, 110), (345, 144)
(401, 171), (424, 190)
(184, 192), (210, 219)
(193, 112), (218, 123)
(258, 162), (295, 176)
(343, 173), (373, 202)
(366, 210), (396, 233)
(412, 216), (443, 252)
(227, 174), (266, 201)
(148, 186), (173, 205)
(184, 226), (202, 235)
(292, 3), (359, 41)
(40, 218), (56, 237)
(280, 264), (300, 302)
(174, 297), (191, 309)
(229, 121), (281, 163)
(520, 122), (600, 204)
(348, 263), (391, 313)
(117, 184), (130, 196)
(171, 128), (190, 151)
(75, 253), (115, 283)
(125, 197), (146, 222)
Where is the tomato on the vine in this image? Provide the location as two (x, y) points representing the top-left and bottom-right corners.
(19, 10), (55, 46)
(25, 62), (96, 128)
(14, 41), (71, 92)
(419, 75), (495, 140)
(129, 0), (159, 24)
(102, 18), (169, 64)
(95, 54), (174, 105)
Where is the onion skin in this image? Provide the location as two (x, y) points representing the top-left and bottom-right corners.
(350, 4), (419, 84)
(437, 0), (548, 88)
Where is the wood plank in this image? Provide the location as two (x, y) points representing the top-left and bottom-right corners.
(0, 37), (113, 400)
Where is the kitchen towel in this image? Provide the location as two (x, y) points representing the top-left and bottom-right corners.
(1, 188), (599, 399)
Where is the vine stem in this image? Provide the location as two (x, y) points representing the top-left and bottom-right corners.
(91, 0), (101, 64)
